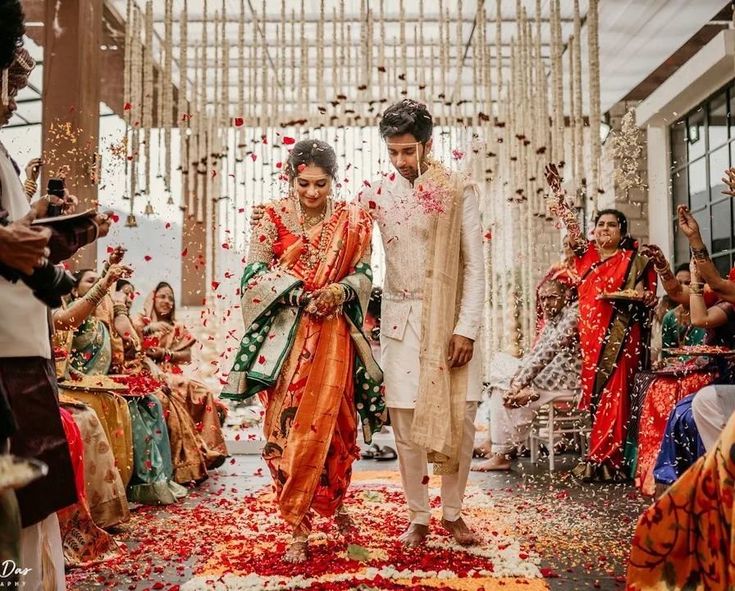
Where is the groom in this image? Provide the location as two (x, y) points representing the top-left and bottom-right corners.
(358, 99), (485, 546)
(249, 99), (485, 546)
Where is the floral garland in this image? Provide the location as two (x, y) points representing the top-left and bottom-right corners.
(588, 0), (602, 211)
(611, 109), (645, 198)
(142, 0), (154, 196)
(413, 156), (462, 216)
(178, 0), (189, 211)
(573, 0), (584, 193)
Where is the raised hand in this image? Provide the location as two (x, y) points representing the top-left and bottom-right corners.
(677, 205), (701, 241)
(25, 158), (42, 182)
(107, 245), (126, 265)
(689, 258), (701, 285)
(722, 167), (735, 197)
(544, 163), (564, 196)
(95, 211), (115, 238)
(104, 263), (133, 284)
(640, 244), (667, 269)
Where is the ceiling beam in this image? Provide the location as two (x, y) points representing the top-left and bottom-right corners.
(151, 16), (577, 25)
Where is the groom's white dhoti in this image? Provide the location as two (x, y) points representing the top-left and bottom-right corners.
(362, 169), (485, 527)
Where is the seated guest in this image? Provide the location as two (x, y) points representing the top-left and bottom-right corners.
(627, 408), (735, 590)
(649, 259), (735, 493)
(54, 264), (186, 505)
(651, 394), (705, 495)
(644, 262), (690, 362)
(625, 261), (715, 495)
(650, 295), (675, 364)
(473, 273), (581, 471)
(687, 260), (735, 452)
(534, 236), (580, 336)
(134, 282), (228, 474)
(56, 407), (120, 567)
(660, 266), (703, 354)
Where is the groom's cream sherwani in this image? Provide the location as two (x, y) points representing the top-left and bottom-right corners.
(359, 169), (485, 526)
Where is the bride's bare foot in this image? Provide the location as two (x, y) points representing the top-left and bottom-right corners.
(335, 506), (357, 537)
(398, 523), (429, 547)
(282, 536), (308, 563)
(441, 516), (480, 546)
(471, 453), (512, 472)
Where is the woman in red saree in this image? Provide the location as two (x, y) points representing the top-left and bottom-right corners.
(221, 139), (384, 563)
(546, 165), (657, 481)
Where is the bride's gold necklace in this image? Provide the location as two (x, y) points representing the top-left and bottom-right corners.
(295, 197), (332, 270)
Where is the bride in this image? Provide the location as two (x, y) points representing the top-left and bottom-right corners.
(222, 139), (385, 563)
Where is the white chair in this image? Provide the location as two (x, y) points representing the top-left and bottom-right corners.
(529, 393), (591, 471)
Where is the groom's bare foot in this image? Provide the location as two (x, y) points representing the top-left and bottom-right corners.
(471, 453), (512, 472)
(473, 440), (492, 458)
(398, 523), (429, 547)
(441, 517), (480, 546)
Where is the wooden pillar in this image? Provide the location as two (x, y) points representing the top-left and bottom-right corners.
(41, 0), (103, 270)
(181, 153), (207, 307)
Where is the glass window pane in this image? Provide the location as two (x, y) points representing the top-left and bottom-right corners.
(689, 158), (707, 210)
(691, 207), (712, 249)
(711, 199), (732, 255)
(687, 108), (706, 160)
(709, 145), (730, 200)
(674, 218), (690, 267)
(713, 255), (732, 278)
(671, 119), (688, 169)
(709, 91), (729, 149)
(672, 167), (689, 207)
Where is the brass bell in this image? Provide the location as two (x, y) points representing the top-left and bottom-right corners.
(167, 194), (175, 205)
(144, 201), (155, 216)
(125, 213), (138, 228)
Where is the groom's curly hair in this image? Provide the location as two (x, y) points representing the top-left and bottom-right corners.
(0, 0), (25, 70)
(379, 99), (433, 144)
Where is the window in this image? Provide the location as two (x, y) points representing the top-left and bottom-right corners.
(671, 81), (735, 271)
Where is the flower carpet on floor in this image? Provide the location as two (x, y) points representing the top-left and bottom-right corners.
(67, 470), (549, 591)
(67, 466), (645, 590)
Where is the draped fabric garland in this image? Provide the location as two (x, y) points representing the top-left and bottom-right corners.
(118, 0), (603, 357)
